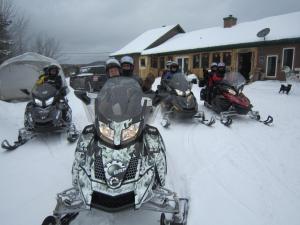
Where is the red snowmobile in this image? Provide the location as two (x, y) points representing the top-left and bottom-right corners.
(201, 72), (273, 126)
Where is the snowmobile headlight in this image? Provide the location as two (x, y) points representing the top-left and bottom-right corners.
(34, 98), (43, 106)
(99, 122), (114, 141)
(227, 89), (237, 95)
(45, 97), (54, 106)
(185, 89), (191, 96)
(122, 122), (140, 142)
(175, 89), (184, 96)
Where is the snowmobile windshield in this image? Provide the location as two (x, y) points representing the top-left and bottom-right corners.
(167, 73), (190, 91)
(31, 83), (58, 101)
(96, 77), (143, 122)
(222, 72), (246, 90)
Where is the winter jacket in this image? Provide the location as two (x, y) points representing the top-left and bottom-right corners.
(208, 72), (223, 87)
(36, 74), (65, 96)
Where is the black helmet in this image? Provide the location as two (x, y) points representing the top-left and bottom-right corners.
(47, 64), (60, 76)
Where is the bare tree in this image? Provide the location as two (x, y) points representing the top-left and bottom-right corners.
(9, 13), (29, 55)
(0, 0), (15, 62)
(31, 33), (63, 60)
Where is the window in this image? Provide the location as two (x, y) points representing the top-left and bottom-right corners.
(201, 53), (209, 69)
(151, 56), (158, 68)
(159, 56), (165, 69)
(223, 52), (232, 66)
(193, 54), (200, 68)
(266, 55), (278, 77)
(140, 58), (146, 67)
(282, 48), (295, 69)
(212, 52), (221, 63)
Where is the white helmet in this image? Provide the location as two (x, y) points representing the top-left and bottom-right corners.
(218, 62), (225, 68)
(211, 62), (218, 68)
(106, 58), (121, 72)
(120, 56), (134, 65)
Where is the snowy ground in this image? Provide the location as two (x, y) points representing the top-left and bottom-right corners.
(1, 79), (300, 225)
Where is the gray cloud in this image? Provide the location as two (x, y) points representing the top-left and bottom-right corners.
(13, 0), (300, 63)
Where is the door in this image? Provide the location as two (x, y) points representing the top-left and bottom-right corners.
(176, 57), (189, 74)
(266, 55), (278, 77)
(238, 52), (252, 81)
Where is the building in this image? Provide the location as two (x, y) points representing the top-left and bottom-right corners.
(111, 11), (300, 81)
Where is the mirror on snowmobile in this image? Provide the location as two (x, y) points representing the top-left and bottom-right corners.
(86, 92), (98, 99)
(20, 89), (31, 96)
(74, 90), (91, 105)
(141, 97), (152, 107)
(191, 78), (197, 84)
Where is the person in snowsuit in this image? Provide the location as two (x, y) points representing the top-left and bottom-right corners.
(36, 64), (71, 121)
(120, 56), (143, 85)
(36, 64), (64, 91)
(162, 61), (179, 80)
(160, 61), (179, 91)
(206, 62), (225, 104)
(217, 62), (226, 78)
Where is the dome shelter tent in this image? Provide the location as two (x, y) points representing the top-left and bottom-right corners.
(0, 52), (68, 101)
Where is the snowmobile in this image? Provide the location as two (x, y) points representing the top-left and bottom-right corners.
(157, 72), (215, 127)
(42, 76), (189, 225)
(200, 72), (273, 126)
(1, 83), (79, 150)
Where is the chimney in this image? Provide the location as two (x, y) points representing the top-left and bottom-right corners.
(223, 15), (237, 28)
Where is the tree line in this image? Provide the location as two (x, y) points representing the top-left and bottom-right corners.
(0, 0), (62, 64)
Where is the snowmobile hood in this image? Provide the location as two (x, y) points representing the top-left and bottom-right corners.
(95, 77), (146, 147)
(96, 77), (144, 123)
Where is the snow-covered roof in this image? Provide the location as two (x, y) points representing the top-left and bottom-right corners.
(142, 11), (300, 55)
(111, 24), (180, 56)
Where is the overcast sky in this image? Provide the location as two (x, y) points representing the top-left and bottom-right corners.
(13, 0), (300, 64)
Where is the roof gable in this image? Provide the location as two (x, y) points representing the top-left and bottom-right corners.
(111, 24), (184, 56)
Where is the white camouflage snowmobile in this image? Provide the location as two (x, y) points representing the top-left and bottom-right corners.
(1, 83), (79, 150)
(42, 76), (189, 225)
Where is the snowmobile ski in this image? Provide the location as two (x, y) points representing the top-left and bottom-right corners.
(249, 111), (274, 126)
(194, 112), (215, 126)
(42, 213), (78, 225)
(1, 128), (35, 151)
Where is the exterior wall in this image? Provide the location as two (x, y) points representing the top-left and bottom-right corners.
(129, 42), (300, 82)
(139, 47), (258, 80)
(256, 43), (300, 80)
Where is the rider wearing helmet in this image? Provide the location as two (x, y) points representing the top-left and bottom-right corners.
(106, 58), (121, 78)
(36, 64), (70, 121)
(36, 64), (63, 90)
(120, 55), (143, 86)
(162, 61), (179, 80)
(217, 62), (226, 78)
(206, 62), (225, 104)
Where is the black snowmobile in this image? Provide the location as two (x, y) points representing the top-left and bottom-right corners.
(1, 83), (79, 150)
(42, 76), (189, 225)
(200, 72), (273, 126)
(158, 72), (215, 127)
